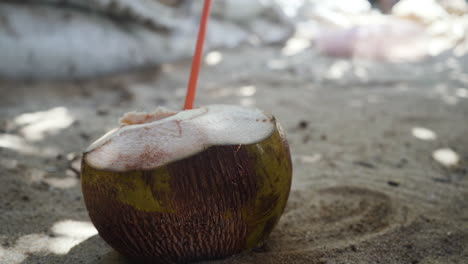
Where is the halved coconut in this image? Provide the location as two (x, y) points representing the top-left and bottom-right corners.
(81, 104), (292, 263)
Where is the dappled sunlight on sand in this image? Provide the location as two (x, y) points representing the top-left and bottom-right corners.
(0, 220), (97, 263)
(0, 246), (26, 264)
(238, 85), (257, 97)
(0, 134), (39, 155)
(456, 88), (468, 98)
(409, 127), (459, 168)
(433, 148), (460, 167)
(412, 127), (437, 141)
(0, 134), (60, 157)
(282, 38), (310, 56)
(326, 60), (351, 80)
(43, 176), (79, 189)
(14, 107), (74, 141)
(205, 51), (223, 66)
(431, 84), (468, 105)
(299, 154), (323, 164)
(0, 107), (74, 157)
(21, 167), (79, 189)
(52, 220), (98, 241)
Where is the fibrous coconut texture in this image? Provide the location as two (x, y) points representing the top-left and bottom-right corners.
(0, 0), (292, 80)
(81, 104), (292, 263)
(85, 105), (275, 171)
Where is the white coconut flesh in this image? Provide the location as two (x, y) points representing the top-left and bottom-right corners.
(85, 105), (275, 171)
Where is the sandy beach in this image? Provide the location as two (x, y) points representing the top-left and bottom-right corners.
(1, 44), (467, 263)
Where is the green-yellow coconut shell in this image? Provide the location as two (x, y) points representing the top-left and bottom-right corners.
(81, 111), (292, 263)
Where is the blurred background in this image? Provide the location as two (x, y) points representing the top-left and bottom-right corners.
(1, 0), (468, 263)
(1, 0), (468, 79)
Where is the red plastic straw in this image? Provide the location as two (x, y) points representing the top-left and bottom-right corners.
(183, 0), (212, 110)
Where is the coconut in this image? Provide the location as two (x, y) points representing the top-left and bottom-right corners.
(81, 104), (292, 263)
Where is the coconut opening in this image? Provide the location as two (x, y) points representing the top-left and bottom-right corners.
(119, 107), (177, 126)
(85, 104), (275, 171)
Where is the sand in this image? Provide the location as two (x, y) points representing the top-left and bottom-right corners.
(1, 45), (467, 264)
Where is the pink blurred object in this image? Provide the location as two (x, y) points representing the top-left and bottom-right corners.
(378, 0), (400, 13)
(316, 19), (429, 62)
